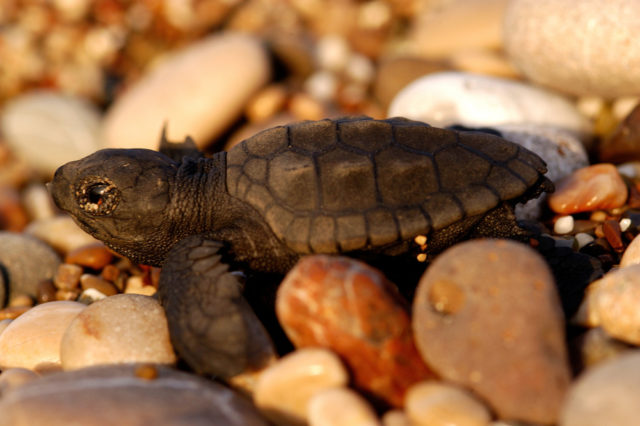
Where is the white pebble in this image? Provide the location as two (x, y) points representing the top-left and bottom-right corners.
(554, 215), (574, 234)
(575, 233), (595, 249)
(620, 218), (632, 233)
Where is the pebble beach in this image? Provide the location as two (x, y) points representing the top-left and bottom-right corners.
(1, 0), (640, 425)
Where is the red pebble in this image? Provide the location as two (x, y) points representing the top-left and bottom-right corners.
(276, 255), (435, 407)
(548, 164), (627, 214)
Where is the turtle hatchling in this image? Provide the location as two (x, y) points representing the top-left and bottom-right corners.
(50, 116), (553, 377)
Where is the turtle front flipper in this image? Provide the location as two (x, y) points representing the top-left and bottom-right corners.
(157, 124), (204, 161)
(157, 236), (276, 378)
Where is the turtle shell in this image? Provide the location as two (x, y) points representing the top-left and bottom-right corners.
(226, 117), (548, 254)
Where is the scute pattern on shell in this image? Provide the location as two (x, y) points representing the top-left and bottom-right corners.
(226, 117), (546, 254)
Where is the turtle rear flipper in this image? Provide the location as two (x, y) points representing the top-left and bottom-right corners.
(157, 236), (275, 378)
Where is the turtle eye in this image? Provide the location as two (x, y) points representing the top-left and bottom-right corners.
(76, 178), (120, 216)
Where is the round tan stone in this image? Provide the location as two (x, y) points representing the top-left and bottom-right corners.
(60, 294), (176, 370)
(581, 265), (640, 345)
(405, 381), (491, 426)
(254, 348), (349, 426)
(307, 387), (380, 426)
(102, 32), (271, 150)
(413, 239), (570, 424)
(0, 301), (86, 371)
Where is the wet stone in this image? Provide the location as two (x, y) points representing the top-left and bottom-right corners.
(0, 364), (269, 426)
(60, 294), (176, 370)
(0, 301), (86, 371)
(405, 381), (491, 426)
(253, 348), (349, 426)
(64, 243), (114, 270)
(548, 164), (628, 214)
(561, 352), (640, 426)
(0, 232), (61, 306)
(413, 239), (570, 424)
(276, 255), (435, 408)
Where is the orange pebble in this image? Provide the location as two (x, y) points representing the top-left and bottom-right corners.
(548, 164), (627, 214)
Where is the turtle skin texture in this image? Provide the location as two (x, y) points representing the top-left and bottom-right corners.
(50, 116), (553, 377)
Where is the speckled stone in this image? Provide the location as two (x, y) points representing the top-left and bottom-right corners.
(277, 255), (435, 408)
(307, 387), (380, 426)
(548, 164), (628, 214)
(405, 381), (491, 426)
(0, 232), (61, 305)
(0, 364), (269, 426)
(413, 239), (570, 424)
(0, 301), (86, 371)
(0, 90), (102, 176)
(253, 348), (349, 425)
(103, 32), (271, 150)
(60, 294), (176, 370)
(387, 72), (591, 139)
(504, 0), (640, 98)
(561, 352), (640, 426)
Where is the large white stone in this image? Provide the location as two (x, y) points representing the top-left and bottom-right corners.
(102, 32), (271, 150)
(504, 0), (640, 98)
(387, 72), (591, 138)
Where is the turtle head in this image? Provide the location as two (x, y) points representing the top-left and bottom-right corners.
(50, 148), (181, 266)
